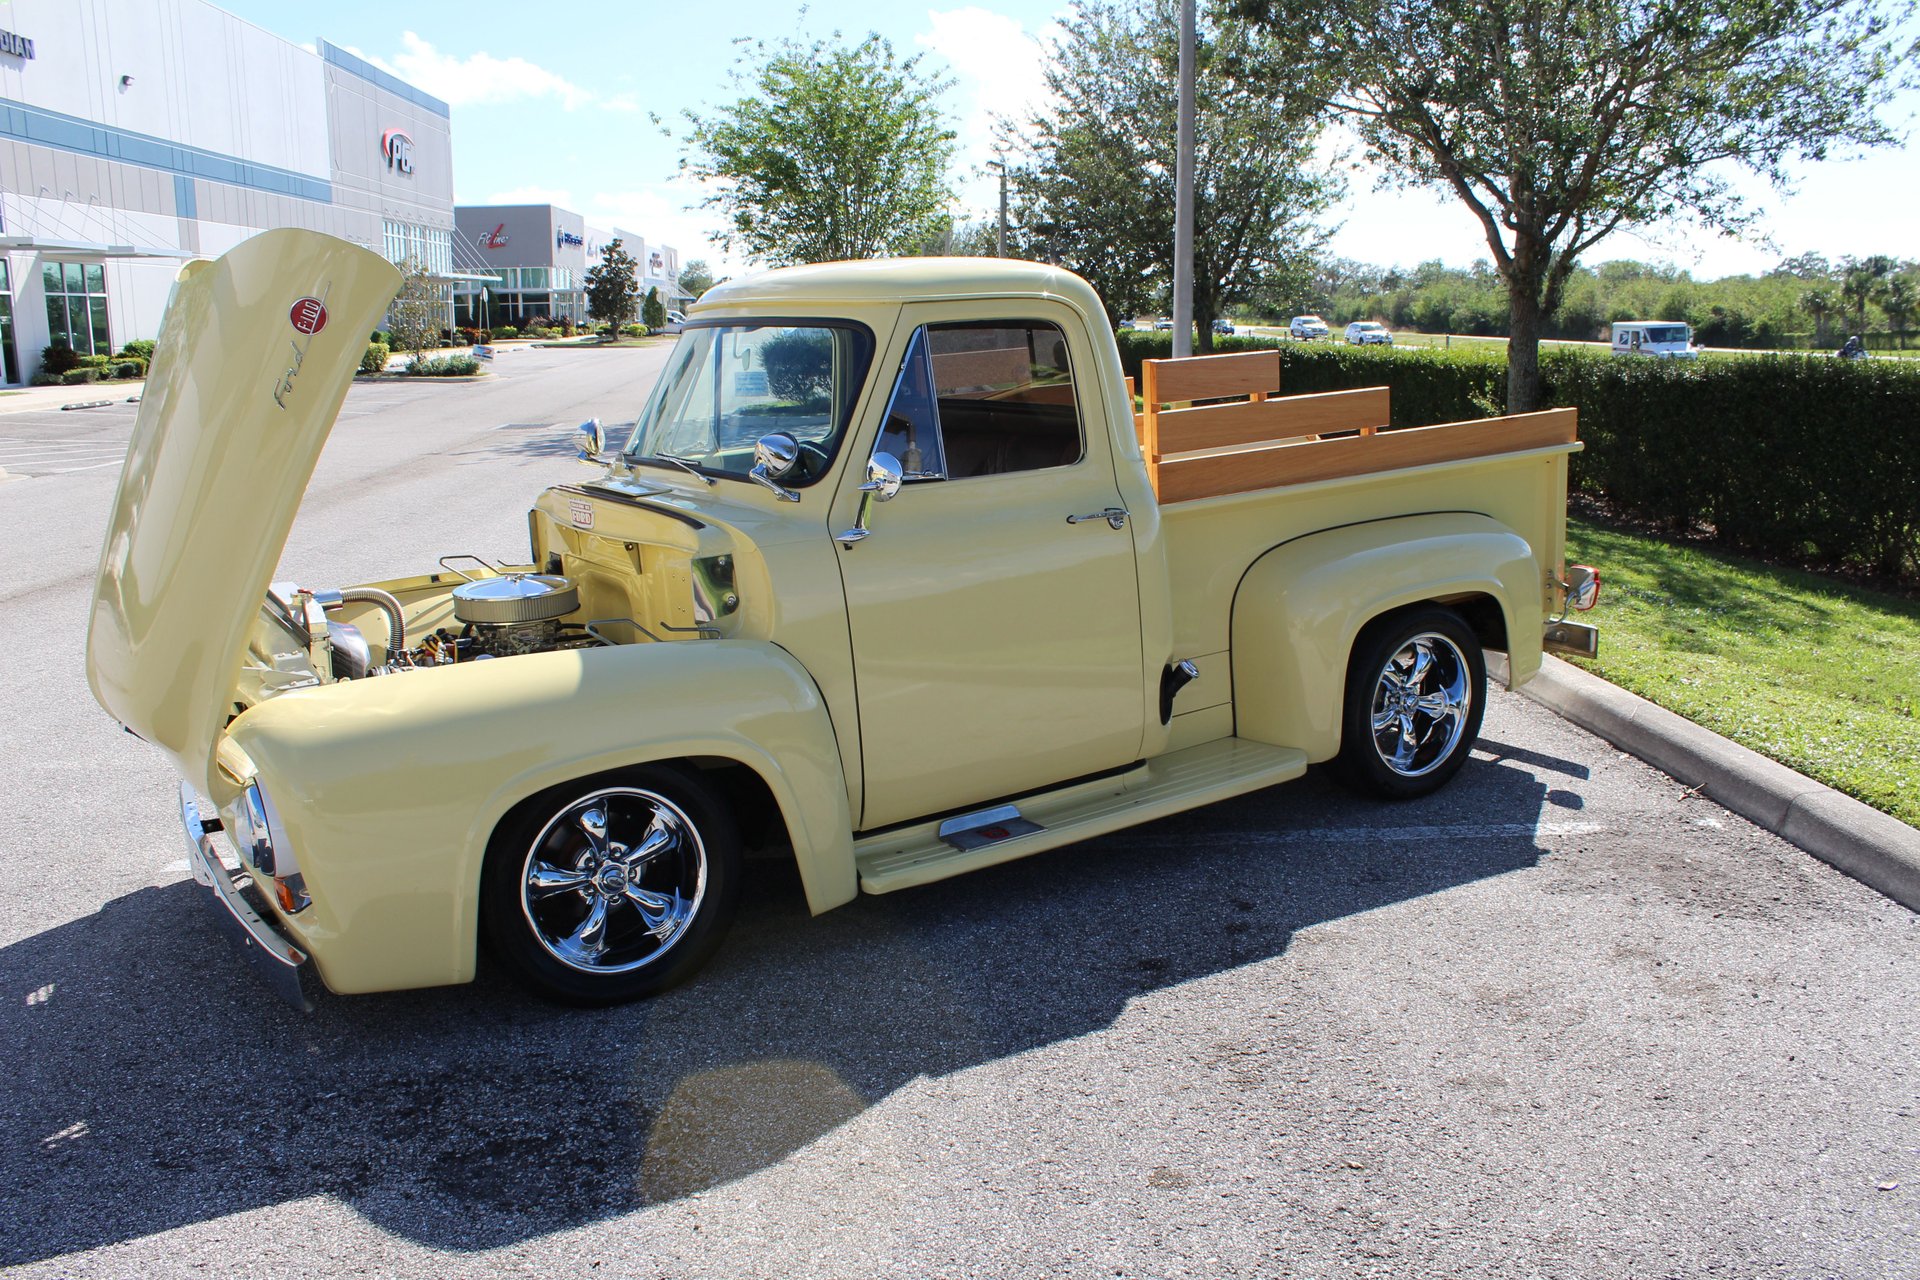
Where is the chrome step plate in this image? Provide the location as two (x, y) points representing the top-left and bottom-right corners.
(937, 803), (1046, 852)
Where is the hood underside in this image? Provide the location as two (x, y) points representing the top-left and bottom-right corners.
(86, 229), (399, 794)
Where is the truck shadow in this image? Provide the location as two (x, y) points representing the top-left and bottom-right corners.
(0, 753), (1553, 1261)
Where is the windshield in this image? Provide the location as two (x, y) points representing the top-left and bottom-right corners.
(623, 322), (874, 485)
(1645, 326), (1689, 344)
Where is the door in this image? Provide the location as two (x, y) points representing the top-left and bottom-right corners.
(837, 310), (1145, 830)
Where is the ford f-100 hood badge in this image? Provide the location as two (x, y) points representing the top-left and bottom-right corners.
(85, 230), (400, 795)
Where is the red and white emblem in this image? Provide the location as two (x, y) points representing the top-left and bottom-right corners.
(289, 297), (328, 336)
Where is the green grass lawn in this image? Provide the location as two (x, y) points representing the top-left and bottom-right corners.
(1564, 516), (1920, 826)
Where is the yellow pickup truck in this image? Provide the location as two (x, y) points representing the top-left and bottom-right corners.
(87, 230), (1599, 1008)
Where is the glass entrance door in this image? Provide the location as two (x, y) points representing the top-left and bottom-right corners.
(0, 261), (17, 385)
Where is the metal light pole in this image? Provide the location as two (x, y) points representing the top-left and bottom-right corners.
(1172, 0), (1196, 358)
(996, 155), (1008, 258)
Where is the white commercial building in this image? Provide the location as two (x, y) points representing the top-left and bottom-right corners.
(0, 0), (454, 384)
(453, 203), (683, 329)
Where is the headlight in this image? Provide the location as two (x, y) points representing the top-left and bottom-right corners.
(237, 780), (311, 914)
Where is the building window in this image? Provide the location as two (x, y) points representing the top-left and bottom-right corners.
(381, 220), (451, 275)
(44, 261), (109, 356)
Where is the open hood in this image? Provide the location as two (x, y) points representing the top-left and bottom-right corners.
(86, 230), (399, 794)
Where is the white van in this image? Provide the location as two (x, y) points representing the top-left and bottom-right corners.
(1611, 321), (1698, 359)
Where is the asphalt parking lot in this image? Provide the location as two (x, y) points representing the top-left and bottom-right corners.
(1, 347), (1915, 1278)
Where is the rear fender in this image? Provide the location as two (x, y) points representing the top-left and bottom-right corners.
(224, 639), (853, 995)
(1231, 514), (1540, 762)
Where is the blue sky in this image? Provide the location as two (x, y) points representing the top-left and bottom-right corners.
(223, 0), (1920, 282)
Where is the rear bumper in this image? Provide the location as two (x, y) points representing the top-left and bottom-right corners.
(178, 781), (315, 1012)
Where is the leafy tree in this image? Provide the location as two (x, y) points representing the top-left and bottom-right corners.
(683, 33), (956, 264)
(386, 258), (443, 363)
(585, 237), (642, 334)
(678, 259), (715, 300)
(641, 286), (667, 332)
(1235, 0), (1917, 410)
(1013, 0), (1340, 351)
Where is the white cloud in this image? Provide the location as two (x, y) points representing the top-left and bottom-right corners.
(916, 7), (1062, 214)
(367, 32), (594, 111)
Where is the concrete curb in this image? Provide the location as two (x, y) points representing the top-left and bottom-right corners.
(1515, 654), (1920, 912)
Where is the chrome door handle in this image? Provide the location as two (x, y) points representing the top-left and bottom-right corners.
(1066, 507), (1129, 530)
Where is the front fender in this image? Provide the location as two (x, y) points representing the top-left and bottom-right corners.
(224, 640), (853, 995)
(1231, 514), (1542, 762)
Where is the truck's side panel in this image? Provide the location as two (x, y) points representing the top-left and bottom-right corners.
(224, 640), (854, 995)
(1229, 514), (1544, 761)
(1159, 448), (1576, 677)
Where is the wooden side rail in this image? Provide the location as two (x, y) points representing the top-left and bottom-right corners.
(1154, 408), (1580, 505)
(1155, 386), (1390, 454)
(1136, 350), (1283, 495)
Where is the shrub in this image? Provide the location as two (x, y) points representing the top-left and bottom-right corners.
(116, 339), (156, 361)
(30, 371), (61, 386)
(40, 344), (81, 375)
(60, 368), (102, 385)
(594, 322), (614, 338)
(360, 341), (391, 374)
(622, 323), (646, 338)
(494, 326), (519, 340)
(370, 330), (389, 345)
(112, 361), (144, 379)
(406, 354), (482, 377)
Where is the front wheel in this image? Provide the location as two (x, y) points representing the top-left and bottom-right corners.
(482, 765), (741, 1006)
(1333, 607), (1486, 800)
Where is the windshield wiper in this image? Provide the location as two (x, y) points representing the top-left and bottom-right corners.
(643, 453), (716, 486)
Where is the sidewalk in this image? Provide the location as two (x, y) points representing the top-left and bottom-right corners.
(0, 380), (145, 416)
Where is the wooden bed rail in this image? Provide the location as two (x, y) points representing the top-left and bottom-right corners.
(1129, 349), (1578, 503)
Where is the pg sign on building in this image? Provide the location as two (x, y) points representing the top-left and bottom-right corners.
(381, 128), (415, 177)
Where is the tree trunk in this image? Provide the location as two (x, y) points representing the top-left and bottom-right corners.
(1195, 309), (1215, 354)
(1506, 282), (1546, 413)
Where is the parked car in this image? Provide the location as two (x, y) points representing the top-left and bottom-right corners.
(1289, 314), (1330, 340)
(1609, 321), (1696, 359)
(89, 230), (1598, 1009)
(1212, 319), (1235, 335)
(1153, 318), (1174, 331)
(664, 310), (687, 334)
(1117, 318), (1138, 332)
(1345, 321), (1393, 346)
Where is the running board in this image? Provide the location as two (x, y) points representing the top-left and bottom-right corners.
(854, 737), (1308, 894)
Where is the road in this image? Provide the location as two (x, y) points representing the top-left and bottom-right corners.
(2, 347), (1916, 1278)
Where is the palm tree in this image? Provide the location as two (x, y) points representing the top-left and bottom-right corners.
(1799, 288), (1836, 347)
(1884, 276), (1916, 350)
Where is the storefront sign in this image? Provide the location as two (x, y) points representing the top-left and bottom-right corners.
(556, 229), (584, 248)
(481, 223), (509, 249)
(381, 129), (415, 176)
(0, 29), (34, 60)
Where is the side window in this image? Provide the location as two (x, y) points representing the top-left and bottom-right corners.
(926, 321), (1084, 478)
(870, 320), (1086, 483)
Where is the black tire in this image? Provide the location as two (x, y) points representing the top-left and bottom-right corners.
(481, 764), (741, 1006)
(1332, 606), (1487, 800)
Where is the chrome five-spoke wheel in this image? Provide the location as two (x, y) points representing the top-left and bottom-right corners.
(1368, 632), (1472, 778)
(1335, 607), (1487, 799)
(521, 787), (706, 974)
(484, 766), (741, 1005)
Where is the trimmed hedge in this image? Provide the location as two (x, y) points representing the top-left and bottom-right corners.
(1114, 331), (1920, 576)
(360, 342), (390, 374)
(406, 354), (481, 377)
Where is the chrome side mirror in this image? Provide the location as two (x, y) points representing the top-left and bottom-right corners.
(575, 417), (607, 463)
(839, 452), (903, 547)
(749, 432), (802, 502)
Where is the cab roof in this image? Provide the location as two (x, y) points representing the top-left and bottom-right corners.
(694, 256), (1105, 319)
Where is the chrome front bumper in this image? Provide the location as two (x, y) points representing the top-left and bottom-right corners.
(178, 781), (315, 1011)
